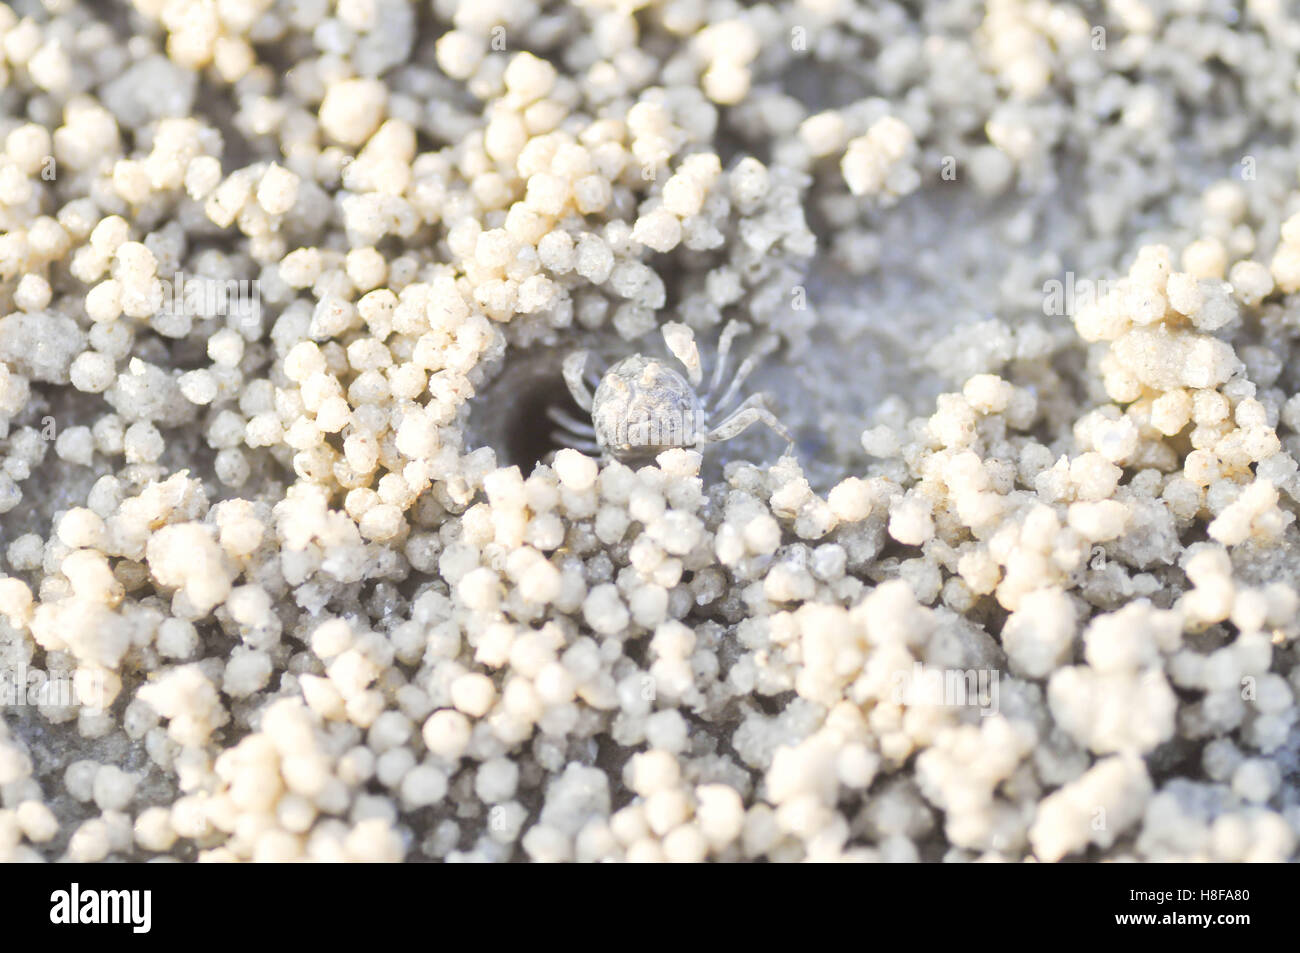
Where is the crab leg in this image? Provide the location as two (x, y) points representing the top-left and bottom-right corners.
(711, 334), (777, 417)
(547, 404), (597, 437)
(704, 391), (793, 450)
(557, 436), (602, 455)
(706, 320), (747, 400)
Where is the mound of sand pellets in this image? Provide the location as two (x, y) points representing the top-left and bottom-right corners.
(1, 0), (1299, 862)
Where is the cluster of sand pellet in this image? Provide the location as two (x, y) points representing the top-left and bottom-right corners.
(1, 0), (1299, 862)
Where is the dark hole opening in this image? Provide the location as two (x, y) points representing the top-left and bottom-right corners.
(504, 373), (587, 473)
(470, 346), (594, 475)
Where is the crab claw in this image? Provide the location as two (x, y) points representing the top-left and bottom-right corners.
(562, 350), (594, 412)
(662, 322), (703, 387)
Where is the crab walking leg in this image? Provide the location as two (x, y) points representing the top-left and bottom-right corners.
(706, 320), (747, 400)
(558, 436), (602, 455)
(704, 392), (794, 450)
(561, 350), (594, 412)
(547, 404), (597, 437)
(662, 322), (703, 387)
(710, 336), (775, 418)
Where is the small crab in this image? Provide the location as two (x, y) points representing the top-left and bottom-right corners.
(551, 321), (793, 462)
